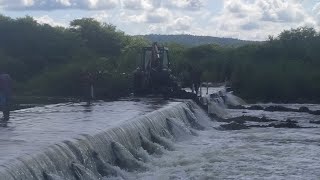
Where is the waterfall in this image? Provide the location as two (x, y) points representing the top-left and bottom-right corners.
(0, 100), (213, 180)
(225, 93), (246, 106)
(204, 87), (246, 118)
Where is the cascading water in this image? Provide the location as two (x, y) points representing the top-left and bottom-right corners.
(202, 87), (246, 118)
(0, 100), (213, 180)
(2, 89), (320, 179)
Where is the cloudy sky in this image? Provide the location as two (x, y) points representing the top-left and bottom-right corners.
(0, 0), (319, 41)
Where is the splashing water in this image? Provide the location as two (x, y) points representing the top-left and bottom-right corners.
(0, 89), (320, 180)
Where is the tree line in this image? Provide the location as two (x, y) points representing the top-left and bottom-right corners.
(170, 27), (320, 103)
(0, 14), (319, 103)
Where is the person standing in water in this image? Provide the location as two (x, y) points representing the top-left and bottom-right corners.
(81, 70), (94, 105)
(0, 73), (11, 120)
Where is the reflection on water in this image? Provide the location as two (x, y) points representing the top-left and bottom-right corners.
(0, 99), (178, 165)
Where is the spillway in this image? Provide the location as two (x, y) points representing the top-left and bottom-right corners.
(0, 99), (212, 179)
(2, 88), (320, 179)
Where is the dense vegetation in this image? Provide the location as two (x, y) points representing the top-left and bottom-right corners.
(0, 14), (319, 103)
(140, 34), (255, 47)
(0, 15), (148, 99)
(171, 27), (320, 103)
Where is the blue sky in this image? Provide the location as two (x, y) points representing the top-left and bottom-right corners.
(0, 0), (320, 40)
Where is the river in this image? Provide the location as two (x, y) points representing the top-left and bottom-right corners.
(0, 94), (320, 179)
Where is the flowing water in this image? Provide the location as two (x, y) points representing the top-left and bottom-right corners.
(0, 99), (178, 166)
(0, 91), (320, 180)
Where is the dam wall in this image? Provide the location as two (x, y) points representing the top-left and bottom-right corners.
(0, 100), (212, 180)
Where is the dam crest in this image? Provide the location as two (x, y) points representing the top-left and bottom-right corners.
(0, 100), (214, 180)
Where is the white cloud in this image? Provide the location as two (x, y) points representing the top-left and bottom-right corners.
(1, 0), (318, 41)
(117, 0), (317, 40)
(207, 0), (316, 40)
(91, 11), (110, 22)
(120, 7), (171, 24)
(122, 0), (154, 10)
(0, 0), (207, 11)
(313, 2), (320, 13)
(23, 0), (34, 6)
(145, 8), (170, 23)
(120, 11), (145, 23)
(241, 21), (259, 30)
(34, 15), (67, 27)
(57, 0), (72, 7)
(258, 0), (307, 23)
(0, 0), (118, 10)
(313, 2), (320, 26)
(166, 16), (193, 33)
(164, 0), (207, 11)
(122, 0), (143, 10)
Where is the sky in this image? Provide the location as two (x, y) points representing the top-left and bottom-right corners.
(0, 0), (320, 41)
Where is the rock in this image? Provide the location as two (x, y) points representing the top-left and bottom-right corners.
(269, 119), (300, 128)
(221, 116), (277, 123)
(228, 105), (246, 109)
(248, 105), (264, 110)
(298, 106), (310, 112)
(220, 121), (249, 130)
(310, 110), (320, 115)
(310, 120), (320, 124)
(259, 116), (277, 122)
(264, 106), (291, 112)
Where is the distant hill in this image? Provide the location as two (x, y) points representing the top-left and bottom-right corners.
(139, 34), (257, 47)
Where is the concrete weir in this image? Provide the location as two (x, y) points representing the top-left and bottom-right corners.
(0, 100), (212, 180)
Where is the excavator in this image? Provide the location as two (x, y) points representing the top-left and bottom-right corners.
(133, 42), (197, 100)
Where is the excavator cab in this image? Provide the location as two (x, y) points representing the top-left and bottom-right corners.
(133, 42), (177, 95)
(141, 46), (170, 72)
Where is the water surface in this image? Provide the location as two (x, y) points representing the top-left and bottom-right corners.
(0, 99), (178, 165)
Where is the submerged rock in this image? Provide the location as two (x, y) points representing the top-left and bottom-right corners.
(310, 110), (320, 115)
(248, 105), (264, 110)
(228, 105), (246, 109)
(220, 121), (249, 130)
(269, 119), (301, 128)
(298, 106), (310, 112)
(218, 116), (277, 123)
(264, 106), (292, 112)
(310, 120), (320, 124)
